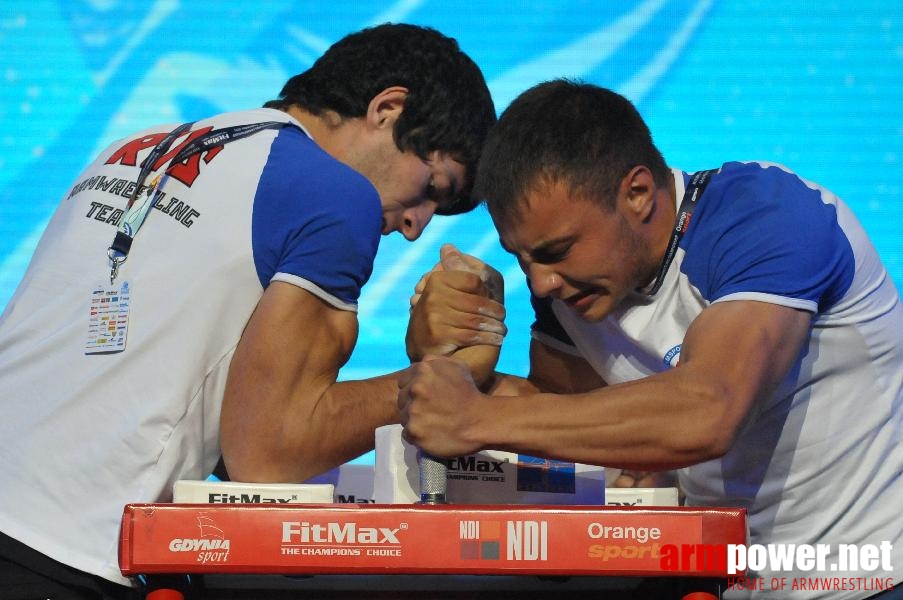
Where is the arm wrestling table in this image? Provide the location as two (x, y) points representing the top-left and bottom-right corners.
(119, 503), (747, 599)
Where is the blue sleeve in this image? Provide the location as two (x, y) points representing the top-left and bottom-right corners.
(251, 127), (382, 306)
(680, 162), (855, 312)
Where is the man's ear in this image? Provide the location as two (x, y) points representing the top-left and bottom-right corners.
(366, 86), (409, 130)
(620, 166), (656, 223)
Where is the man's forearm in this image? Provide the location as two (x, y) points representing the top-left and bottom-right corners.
(299, 373), (403, 479)
(226, 372), (402, 484)
(470, 372), (732, 472)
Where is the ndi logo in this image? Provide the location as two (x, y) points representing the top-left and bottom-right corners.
(459, 520), (548, 561)
(507, 520), (548, 561)
(459, 520), (500, 560)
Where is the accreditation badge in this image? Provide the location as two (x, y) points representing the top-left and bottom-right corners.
(85, 280), (131, 354)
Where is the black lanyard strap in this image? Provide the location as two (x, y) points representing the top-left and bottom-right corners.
(645, 168), (718, 296)
(106, 120), (289, 283)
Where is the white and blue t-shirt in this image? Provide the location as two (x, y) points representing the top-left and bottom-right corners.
(532, 162), (903, 598)
(0, 108), (382, 584)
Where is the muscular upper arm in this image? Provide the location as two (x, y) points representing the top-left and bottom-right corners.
(221, 280), (358, 480)
(488, 299), (812, 469)
(675, 299), (812, 453)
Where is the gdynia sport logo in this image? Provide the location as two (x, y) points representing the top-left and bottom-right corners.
(659, 541), (895, 593)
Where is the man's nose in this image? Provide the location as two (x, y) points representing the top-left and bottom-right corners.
(400, 203), (437, 241)
(526, 262), (561, 298)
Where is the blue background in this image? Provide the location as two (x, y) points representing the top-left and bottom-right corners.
(2, 2), (901, 465)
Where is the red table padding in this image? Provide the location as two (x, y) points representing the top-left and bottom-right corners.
(120, 503), (747, 578)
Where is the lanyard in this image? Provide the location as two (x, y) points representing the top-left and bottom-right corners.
(645, 168), (718, 296)
(107, 120), (288, 283)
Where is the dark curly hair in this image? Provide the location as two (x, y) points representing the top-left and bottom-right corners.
(476, 79), (669, 228)
(265, 23), (496, 214)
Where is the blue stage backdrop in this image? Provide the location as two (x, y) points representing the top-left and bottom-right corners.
(2, 2), (902, 465)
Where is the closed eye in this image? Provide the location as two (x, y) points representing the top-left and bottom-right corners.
(531, 243), (571, 265)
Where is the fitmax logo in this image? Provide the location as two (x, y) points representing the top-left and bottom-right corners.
(337, 494), (375, 504)
(282, 521), (402, 544)
(208, 493), (296, 503)
(448, 456), (506, 473)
